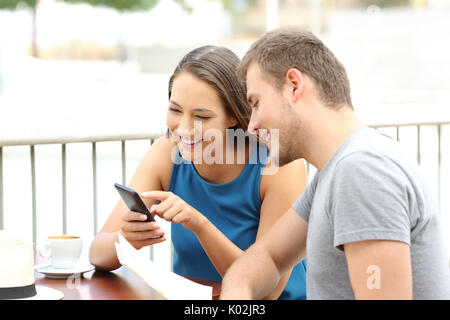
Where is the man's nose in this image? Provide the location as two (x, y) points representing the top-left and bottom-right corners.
(247, 110), (261, 135)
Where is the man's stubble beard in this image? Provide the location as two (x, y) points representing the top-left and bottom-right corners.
(275, 100), (309, 167)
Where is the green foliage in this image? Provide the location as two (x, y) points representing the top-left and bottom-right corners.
(216, 0), (254, 13)
(61, 0), (248, 14)
(0, 0), (233, 12)
(173, 0), (193, 13)
(0, 0), (194, 12)
(62, 0), (194, 12)
(360, 0), (409, 7)
(0, 0), (37, 10)
(61, 0), (159, 12)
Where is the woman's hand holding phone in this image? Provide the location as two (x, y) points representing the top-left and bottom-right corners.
(120, 208), (166, 250)
(114, 184), (207, 249)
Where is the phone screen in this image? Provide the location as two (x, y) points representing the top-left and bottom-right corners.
(114, 183), (155, 222)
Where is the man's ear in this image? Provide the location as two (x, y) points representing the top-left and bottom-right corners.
(285, 68), (304, 103)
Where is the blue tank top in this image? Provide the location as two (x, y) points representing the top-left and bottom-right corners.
(168, 141), (307, 300)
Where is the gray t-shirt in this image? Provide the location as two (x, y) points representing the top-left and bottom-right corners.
(293, 127), (450, 299)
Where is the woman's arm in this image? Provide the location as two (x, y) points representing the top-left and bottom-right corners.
(254, 158), (307, 298)
(88, 137), (175, 271)
(143, 158), (307, 299)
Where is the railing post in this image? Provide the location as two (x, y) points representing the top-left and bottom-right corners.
(417, 125), (421, 165)
(149, 138), (154, 261)
(61, 144), (67, 235)
(306, 161), (310, 178)
(437, 124), (442, 210)
(92, 142), (98, 235)
(121, 141), (126, 185)
(30, 145), (37, 246)
(0, 147), (3, 230)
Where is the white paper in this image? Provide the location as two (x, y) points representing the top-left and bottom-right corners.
(114, 233), (212, 300)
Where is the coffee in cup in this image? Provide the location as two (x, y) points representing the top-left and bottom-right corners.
(38, 235), (82, 269)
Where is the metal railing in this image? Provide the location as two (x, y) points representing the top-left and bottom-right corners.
(371, 121), (448, 209)
(0, 133), (159, 258)
(1, 120), (450, 263)
(302, 121), (450, 214)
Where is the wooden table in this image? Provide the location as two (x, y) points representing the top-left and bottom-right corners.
(34, 260), (221, 300)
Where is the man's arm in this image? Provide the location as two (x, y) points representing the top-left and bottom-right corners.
(220, 208), (308, 299)
(344, 239), (412, 299)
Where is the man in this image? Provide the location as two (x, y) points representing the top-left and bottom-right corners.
(220, 27), (450, 299)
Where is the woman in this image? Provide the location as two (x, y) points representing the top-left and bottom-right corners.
(89, 46), (307, 299)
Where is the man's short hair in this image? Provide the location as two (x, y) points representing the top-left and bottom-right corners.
(238, 27), (353, 109)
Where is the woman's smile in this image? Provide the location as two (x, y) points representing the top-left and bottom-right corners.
(180, 137), (204, 148)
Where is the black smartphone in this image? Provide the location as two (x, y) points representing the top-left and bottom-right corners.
(114, 183), (155, 222)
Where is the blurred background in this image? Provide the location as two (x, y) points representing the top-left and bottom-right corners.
(1, 0), (450, 268)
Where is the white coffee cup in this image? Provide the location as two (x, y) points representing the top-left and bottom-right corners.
(38, 235), (82, 269)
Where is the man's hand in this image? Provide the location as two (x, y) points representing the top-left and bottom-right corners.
(220, 208), (307, 300)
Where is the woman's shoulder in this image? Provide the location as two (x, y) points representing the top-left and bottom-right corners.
(259, 159), (307, 201)
(144, 136), (178, 190)
(143, 135), (177, 162)
(151, 135), (178, 152)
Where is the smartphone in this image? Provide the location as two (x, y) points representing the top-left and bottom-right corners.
(114, 183), (155, 222)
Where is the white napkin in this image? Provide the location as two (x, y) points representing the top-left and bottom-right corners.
(114, 233), (212, 300)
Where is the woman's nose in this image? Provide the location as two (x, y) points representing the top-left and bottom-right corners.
(176, 114), (192, 131)
(177, 117), (202, 137)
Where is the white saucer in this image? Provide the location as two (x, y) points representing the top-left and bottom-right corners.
(36, 264), (95, 279)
